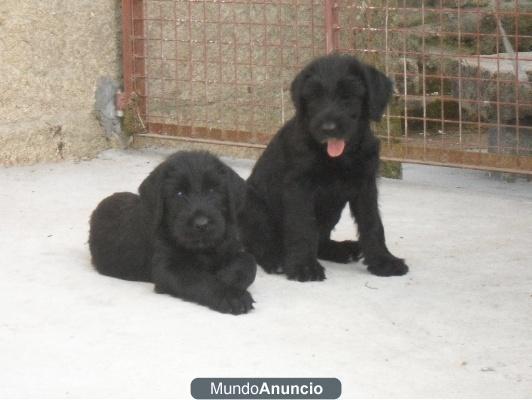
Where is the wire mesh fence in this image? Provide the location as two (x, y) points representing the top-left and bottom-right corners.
(122, 0), (532, 174)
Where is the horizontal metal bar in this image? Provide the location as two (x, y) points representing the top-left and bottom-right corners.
(137, 133), (267, 149)
(381, 156), (532, 176)
(137, 133), (532, 176)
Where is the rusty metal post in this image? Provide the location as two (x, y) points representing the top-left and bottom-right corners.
(325, 0), (339, 53)
(120, 0), (134, 107)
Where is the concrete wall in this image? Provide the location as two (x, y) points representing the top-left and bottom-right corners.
(0, 0), (121, 165)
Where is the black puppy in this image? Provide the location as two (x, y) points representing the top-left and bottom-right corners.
(241, 54), (409, 281)
(89, 151), (256, 314)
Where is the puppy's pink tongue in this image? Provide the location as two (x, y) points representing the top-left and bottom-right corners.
(327, 139), (345, 157)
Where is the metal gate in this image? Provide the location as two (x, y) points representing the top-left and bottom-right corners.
(121, 0), (532, 174)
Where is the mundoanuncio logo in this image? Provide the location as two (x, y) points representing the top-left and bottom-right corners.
(191, 378), (341, 399)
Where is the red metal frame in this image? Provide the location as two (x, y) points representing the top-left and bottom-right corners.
(121, 0), (146, 117)
(120, 0), (134, 108)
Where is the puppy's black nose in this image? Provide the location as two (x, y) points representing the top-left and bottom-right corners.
(322, 121), (337, 131)
(192, 215), (211, 231)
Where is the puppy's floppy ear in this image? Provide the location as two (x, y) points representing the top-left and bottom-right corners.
(218, 162), (246, 220)
(290, 68), (311, 112)
(360, 62), (394, 121)
(138, 161), (168, 231)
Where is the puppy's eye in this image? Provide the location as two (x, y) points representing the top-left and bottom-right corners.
(176, 191), (186, 197)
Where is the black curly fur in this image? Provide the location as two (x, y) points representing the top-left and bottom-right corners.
(240, 54), (409, 281)
(89, 151), (257, 314)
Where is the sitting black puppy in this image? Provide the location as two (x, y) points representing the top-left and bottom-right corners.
(89, 151), (256, 314)
(241, 54), (409, 281)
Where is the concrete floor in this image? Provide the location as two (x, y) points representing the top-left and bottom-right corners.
(0, 148), (531, 398)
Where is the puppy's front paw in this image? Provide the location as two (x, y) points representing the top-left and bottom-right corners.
(285, 261), (326, 282)
(217, 252), (257, 290)
(366, 256), (409, 277)
(214, 289), (255, 315)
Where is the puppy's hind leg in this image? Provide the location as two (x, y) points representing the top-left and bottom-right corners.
(89, 192), (152, 282)
(240, 192), (283, 274)
(318, 239), (361, 264)
(316, 203), (361, 264)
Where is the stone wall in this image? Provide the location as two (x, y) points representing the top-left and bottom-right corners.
(0, 0), (121, 165)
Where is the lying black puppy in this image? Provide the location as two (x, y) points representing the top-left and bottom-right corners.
(241, 54), (409, 281)
(89, 151), (256, 314)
